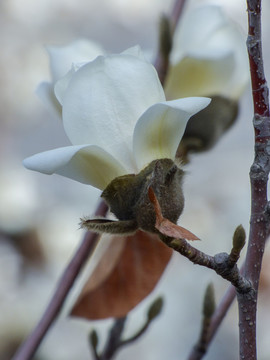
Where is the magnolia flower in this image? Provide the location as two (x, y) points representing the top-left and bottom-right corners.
(24, 47), (210, 191)
(165, 5), (249, 100)
(37, 39), (105, 118)
(165, 5), (249, 162)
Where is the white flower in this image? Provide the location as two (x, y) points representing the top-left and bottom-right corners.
(165, 5), (249, 100)
(37, 39), (105, 118)
(24, 47), (210, 190)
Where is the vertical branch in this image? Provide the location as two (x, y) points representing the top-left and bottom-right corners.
(170, 0), (186, 32)
(154, 0), (186, 85)
(238, 1), (270, 358)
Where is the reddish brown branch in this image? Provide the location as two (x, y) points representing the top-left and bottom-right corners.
(12, 201), (107, 360)
(237, 1), (270, 359)
(186, 2), (270, 359)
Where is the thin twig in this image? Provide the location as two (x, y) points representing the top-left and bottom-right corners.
(154, 0), (187, 86)
(170, 0), (187, 32)
(12, 201), (107, 360)
(101, 318), (126, 360)
(188, 284), (215, 360)
(187, 285), (237, 360)
(89, 297), (164, 360)
(166, 235), (251, 292)
(150, 188), (252, 292)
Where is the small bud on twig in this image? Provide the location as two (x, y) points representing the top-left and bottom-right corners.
(147, 296), (164, 322)
(203, 283), (215, 319)
(228, 225), (246, 266)
(90, 330), (99, 350)
(233, 225), (246, 251)
(89, 329), (100, 360)
(188, 284), (216, 359)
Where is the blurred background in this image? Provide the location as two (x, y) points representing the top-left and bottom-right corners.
(1, 0), (270, 359)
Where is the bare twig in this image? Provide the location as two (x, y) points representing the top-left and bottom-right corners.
(170, 0), (187, 32)
(154, 0), (187, 86)
(120, 297), (163, 347)
(207, 283), (236, 344)
(89, 298), (163, 360)
(12, 201), (107, 360)
(150, 188), (251, 293)
(188, 284), (216, 360)
(165, 233), (251, 293)
(101, 318), (126, 360)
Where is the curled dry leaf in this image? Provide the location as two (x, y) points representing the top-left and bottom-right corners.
(71, 230), (172, 320)
(148, 187), (200, 241)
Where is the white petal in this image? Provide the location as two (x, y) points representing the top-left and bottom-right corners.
(61, 53), (165, 172)
(133, 97), (211, 169)
(47, 39), (105, 82)
(171, 5), (227, 63)
(121, 45), (148, 61)
(54, 67), (76, 106)
(207, 22), (249, 98)
(165, 51), (235, 98)
(23, 145), (127, 190)
(36, 82), (62, 119)
(168, 4), (248, 100)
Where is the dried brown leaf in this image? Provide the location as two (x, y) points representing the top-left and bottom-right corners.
(148, 186), (200, 241)
(71, 230), (172, 320)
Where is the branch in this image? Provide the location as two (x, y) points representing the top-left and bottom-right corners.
(188, 284), (216, 360)
(236, 1), (270, 358)
(12, 201), (107, 360)
(101, 317), (126, 360)
(165, 231), (251, 293)
(149, 188), (251, 293)
(154, 0), (187, 86)
(170, 0), (186, 32)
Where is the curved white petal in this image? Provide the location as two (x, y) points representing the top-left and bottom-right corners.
(121, 45), (148, 61)
(23, 145), (127, 190)
(54, 67), (76, 106)
(168, 5), (248, 100)
(36, 82), (62, 119)
(61, 52), (165, 172)
(47, 39), (105, 82)
(207, 23), (249, 98)
(165, 51), (235, 98)
(171, 5), (227, 63)
(133, 97), (211, 169)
